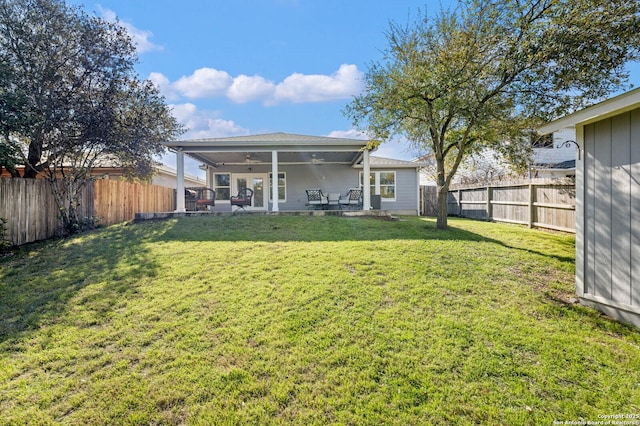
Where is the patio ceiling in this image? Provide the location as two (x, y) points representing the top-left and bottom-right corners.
(162, 132), (372, 167)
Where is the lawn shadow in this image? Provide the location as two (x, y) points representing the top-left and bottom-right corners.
(147, 214), (483, 242)
(148, 214), (575, 264)
(0, 215), (589, 347)
(479, 232), (575, 264)
(0, 221), (169, 345)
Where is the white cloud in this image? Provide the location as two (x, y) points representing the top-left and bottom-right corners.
(173, 68), (233, 99)
(123, 22), (162, 54)
(275, 64), (364, 104)
(148, 72), (180, 101)
(170, 103), (249, 139)
(373, 141), (418, 161)
(327, 129), (369, 140)
(328, 129), (420, 161)
(169, 102), (199, 123)
(98, 7), (162, 54)
(226, 75), (276, 104)
(160, 64), (364, 105)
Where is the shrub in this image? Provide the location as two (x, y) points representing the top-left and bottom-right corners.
(0, 217), (14, 252)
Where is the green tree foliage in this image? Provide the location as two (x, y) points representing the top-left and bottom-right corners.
(345, 0), (640, 229)
(0, 0), (183, 234)
(0, 58), (31, 177)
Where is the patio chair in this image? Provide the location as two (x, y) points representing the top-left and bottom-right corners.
(230, 188), (253, 212)
(184, 188), (198, 211)
(185, 187), (216, 211)
(338, 188), (363, 210)
(306, 189), (328, 209)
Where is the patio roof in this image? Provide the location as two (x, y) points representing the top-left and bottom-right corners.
(162, 132), (372, 167)
(354, 156), (423, 169)
(164, 132), (377, 213)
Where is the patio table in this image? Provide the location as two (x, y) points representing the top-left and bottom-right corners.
(327, 193), (341, 210)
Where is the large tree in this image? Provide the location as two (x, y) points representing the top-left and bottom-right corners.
(0, 0), (183, 233)
(0, 56), (32, 177)
(345, 0), (640, 229)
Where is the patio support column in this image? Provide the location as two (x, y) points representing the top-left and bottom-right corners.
(363, 149), (371, 211)
(271, 150), (279, 212)
(416, 167), (421, 215)
(205, 166), (212, 189)
(176, 149), (186, 212)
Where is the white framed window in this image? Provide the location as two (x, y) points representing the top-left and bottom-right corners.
(532, 133), (554, 149)
(214, 173), (231, 201)
(359, 171), (396, 201)
(268, 172), (286, 202)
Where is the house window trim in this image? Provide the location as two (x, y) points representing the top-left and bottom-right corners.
(213, 172), (231, 203)
(268, 172), (287, 203)
(359, 170), (396, 202)
(532, 133), (554, 149)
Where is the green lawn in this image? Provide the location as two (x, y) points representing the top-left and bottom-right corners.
(1, 215), (638, 425)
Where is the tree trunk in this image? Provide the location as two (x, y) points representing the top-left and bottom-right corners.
(24, 140), (42, 179)
(435, 156), (449, 230)
(436, 184), (449, 230)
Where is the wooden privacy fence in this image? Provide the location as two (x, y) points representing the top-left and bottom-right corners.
(1, 178), (175, 246)
(93, 179), (175, 226)
(419, 186), (438, 217)
(0, 178), (94, 246)
(446, 178), (576, 232)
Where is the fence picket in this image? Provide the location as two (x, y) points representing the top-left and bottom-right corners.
(0, 178), (176, 246)
(434, 178), (576, 232)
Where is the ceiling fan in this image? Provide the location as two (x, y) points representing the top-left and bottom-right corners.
(310, 153), (325, 164)
(244, 154), (261, 164)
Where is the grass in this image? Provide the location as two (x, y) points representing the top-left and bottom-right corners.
(0, 215), (638, 425)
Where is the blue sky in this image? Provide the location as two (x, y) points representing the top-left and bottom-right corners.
(69, 0), (640, 177)
(65, 0), (444, 175)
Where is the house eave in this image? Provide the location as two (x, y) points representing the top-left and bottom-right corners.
(352, 163), (424, 169)
(164, 132), (371, 168)
(539, 87), (640, 134)
(163, 132), (369, 152)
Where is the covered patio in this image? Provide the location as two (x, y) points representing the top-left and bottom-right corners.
(163, 133), (374, 213)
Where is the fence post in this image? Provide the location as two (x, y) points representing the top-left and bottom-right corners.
(528, 183), (534, 228)
(486, 186), (492, 222)
(457, 189), (462, 216)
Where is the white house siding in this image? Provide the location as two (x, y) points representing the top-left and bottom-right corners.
(536, 127), (577, 165)
(582, 107), (640, 325)
(152, 172), (204, 189)
(152, 165), (205, 189)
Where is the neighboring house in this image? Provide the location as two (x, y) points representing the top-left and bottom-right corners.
(162, 133), (423, 215)
(417, 148), (517, 187)
(417, 128), (577, 186)
(148, 164), (205, 189)
(530, 127), (577, 179)
(539, 88), (640, 328)
(0, 163), (205, 188)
